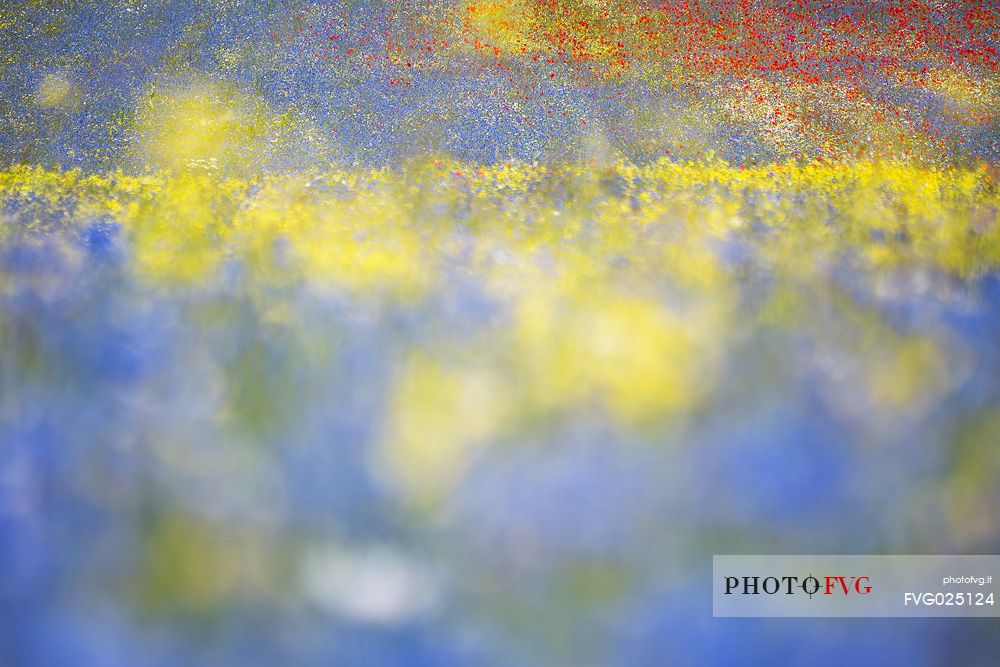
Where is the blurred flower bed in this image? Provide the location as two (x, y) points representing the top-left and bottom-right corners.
(2, 158), (999, 664)
(2, 0), (1000, 664)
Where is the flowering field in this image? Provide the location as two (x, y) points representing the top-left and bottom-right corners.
(2, 0), (999, 665)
